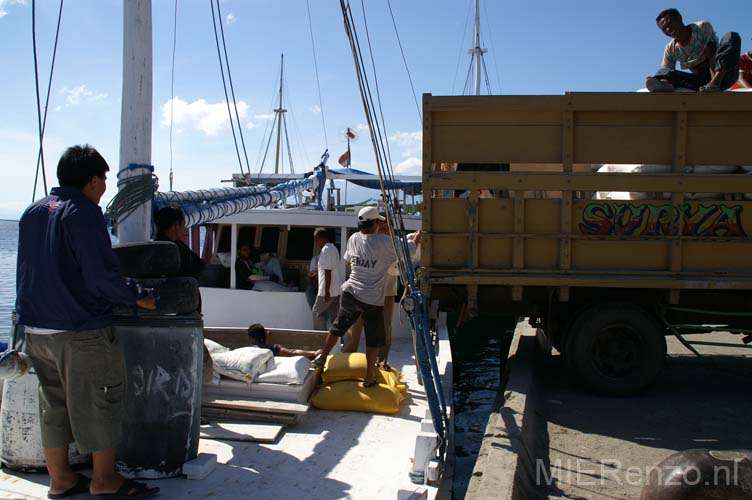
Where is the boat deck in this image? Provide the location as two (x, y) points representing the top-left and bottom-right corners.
(0, 336), (451, 500)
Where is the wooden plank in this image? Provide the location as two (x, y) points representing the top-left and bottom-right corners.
(424, 93), (752, 113)
(200, 421), (284, 443)
(201, 406), (299, 425)
(512, 191), (525, 269)
(470, 191), (479, 269)
(202, 398), (309, 415)
(204, 328), (329, 351)
(671, 112), (687, 275)
(425, 273), (752, 290)
(423, 95), (433, 268)
(560, 111), (574, 271)
(426, 172), (752, 193)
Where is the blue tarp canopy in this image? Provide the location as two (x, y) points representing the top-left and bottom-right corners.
(329, 167), (422, 196)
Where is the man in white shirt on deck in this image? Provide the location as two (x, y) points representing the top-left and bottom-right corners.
(311, 228), (342, 330)
(313, 207), (417, 386)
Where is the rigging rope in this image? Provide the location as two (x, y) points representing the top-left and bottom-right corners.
(106, 167), (159, 230)
(214, 0), (253, 178)
(306, 0), (329, 149)
(451, 0), (474, 94)
(385, 0), (421, 122)
(209, 0), (248, 180)
(169, 0), (178, 191)
(339, 0), (448, 460)
(31, 0), (64, 202)
(482, 0), (503, 93)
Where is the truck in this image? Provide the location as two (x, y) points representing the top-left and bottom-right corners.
(420, 92), (752, 395)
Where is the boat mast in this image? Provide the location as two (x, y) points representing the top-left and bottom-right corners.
(471, 0), (486, 96)
(118, 0), (153, 243)
(273, 54), (287, 175)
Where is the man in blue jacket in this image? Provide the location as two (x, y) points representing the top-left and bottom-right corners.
(16, 145), (159, 499)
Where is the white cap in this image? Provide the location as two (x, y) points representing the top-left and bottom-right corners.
(357, 206), (385, 222)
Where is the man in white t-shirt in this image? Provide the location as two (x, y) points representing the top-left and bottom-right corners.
(311, 228), (342, 330)
(312, 207), (402, 386)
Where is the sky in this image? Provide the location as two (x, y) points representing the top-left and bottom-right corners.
(0, 0), (750, 220)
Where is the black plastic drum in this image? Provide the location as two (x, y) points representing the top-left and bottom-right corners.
(114, 314), (203, 478)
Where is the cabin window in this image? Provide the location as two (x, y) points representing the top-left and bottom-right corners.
(286, 228), (315, 260)
(217, 226), (231, 253)
(238, 226), (257, 249)
(260, 227), (280, 254)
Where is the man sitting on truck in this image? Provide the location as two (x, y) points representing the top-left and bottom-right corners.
(646, 8), (740, 92)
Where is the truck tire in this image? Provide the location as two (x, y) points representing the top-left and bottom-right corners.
(113, 241), (181, 278)
(113, 277), (201, 317)
(563, 302), (667, 396)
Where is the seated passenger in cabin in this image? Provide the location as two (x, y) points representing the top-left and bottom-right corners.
(247, 323), (321, 360)
(235, 243), (286, 289)
(235, 243), (260, 290)
(154, 205), (205, 277)
(647, 8), (740, 92)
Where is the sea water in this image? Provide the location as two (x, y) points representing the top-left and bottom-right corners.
(0, 220), (18, 344)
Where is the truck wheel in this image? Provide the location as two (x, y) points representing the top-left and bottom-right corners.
(113, 277), (201, 316)
(564, 303), (666, 396)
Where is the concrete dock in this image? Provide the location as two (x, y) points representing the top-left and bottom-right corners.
(468, 322), (752, 499)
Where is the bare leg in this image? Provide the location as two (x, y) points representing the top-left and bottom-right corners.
(313, 333), (341, 367)
(89, 448), (125, 495)
(365, 346), (379, 383)
(378, 300), (395, 366)
(44, 447), (78, 495)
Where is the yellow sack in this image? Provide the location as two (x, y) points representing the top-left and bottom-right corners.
(310, 380), (405, 414)
(322, 353), (405, 391)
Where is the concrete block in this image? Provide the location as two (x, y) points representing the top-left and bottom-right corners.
(182, 453), (217, 480)
(397, 486), (428, 500)
(426, 459), (440, 484)
(420, 418), (434, 433)
(412, 432), (438, 476)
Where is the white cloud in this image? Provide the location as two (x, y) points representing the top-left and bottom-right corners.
(226, 13), (236, 24)
(355, 123), (370, 134)
(160, 97), (249, 136)
(309, 104), (321, 113)
(395, 157), (421, 175)
(254, 113), (274, 120)
(59, 84), (108, 106)
(54, 105), (61, 112)
(389, 130), (422, 157)
(0, 0), (26, 19)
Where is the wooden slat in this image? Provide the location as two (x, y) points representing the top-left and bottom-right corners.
(423, 93), (752, 113)
(201, 407), (299, 425)
(426, 172), (752, 193)
(200, 421), (284, 443)
(560, 111), (574, 271)
(469, 191), (480, 269)
(671, 112), (688, 278)
(423, 95), (433, 268)
(426, 273), (752, 290)
(202, 398), (309, 415)
(204, 327), (329, 351)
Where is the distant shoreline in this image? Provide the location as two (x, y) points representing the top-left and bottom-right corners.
(0, 220), (19, 223)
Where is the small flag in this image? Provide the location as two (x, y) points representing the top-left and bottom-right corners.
(346, 128), (356, 139)
(338, 150), (351, 168)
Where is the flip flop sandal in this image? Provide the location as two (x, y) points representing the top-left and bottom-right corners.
(94, 478), (160, 500)
(48, 474), (90, 499)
